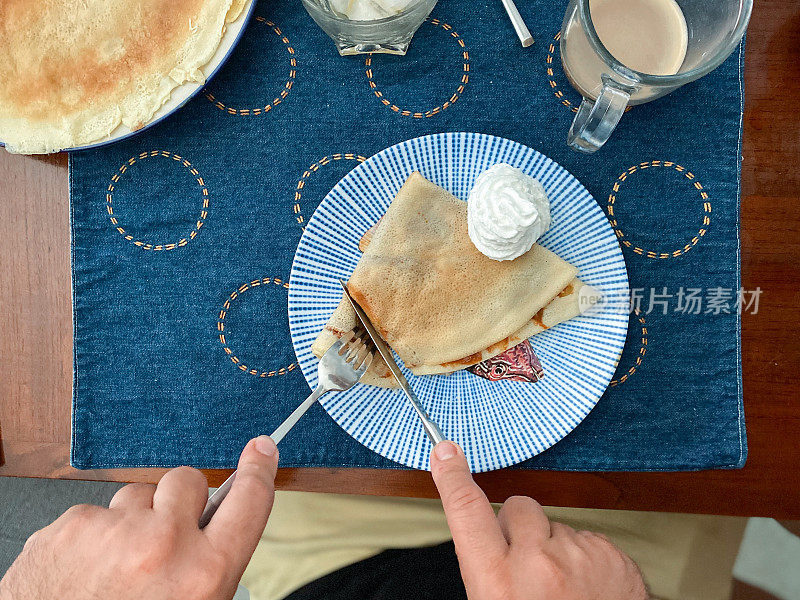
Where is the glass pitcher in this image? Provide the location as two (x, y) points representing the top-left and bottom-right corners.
(560, 0), (752, 153)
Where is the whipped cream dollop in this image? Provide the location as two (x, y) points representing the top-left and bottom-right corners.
(467, 163), (551, 261)
(328, 0), (414, 20)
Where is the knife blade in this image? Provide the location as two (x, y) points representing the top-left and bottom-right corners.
(339, 279), (444, 445)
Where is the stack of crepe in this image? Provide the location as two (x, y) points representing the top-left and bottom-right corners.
(312, 172), (591, 388)
(0, 0), (246, 154)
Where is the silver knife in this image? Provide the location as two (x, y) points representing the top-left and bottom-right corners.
(340, 280), (444, 445)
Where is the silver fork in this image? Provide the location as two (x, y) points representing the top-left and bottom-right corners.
(198, 330), (373, 528)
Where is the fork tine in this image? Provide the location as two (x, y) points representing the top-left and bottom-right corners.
(350, 342), (366, 367)
(360, 351), (373, 371)
(339, 327), (375, 371)
(356, 346), (373, 371)
(337, 330), (355, 355)
(339, 330), (357, 357)
(334, 327), (376, 374)
(264, 327), (372, 462)
(344, 338), (363, 363)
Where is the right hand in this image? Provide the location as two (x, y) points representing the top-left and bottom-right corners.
(430, 441), (648, 600)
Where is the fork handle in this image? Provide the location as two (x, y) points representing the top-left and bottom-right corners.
(271, 385), (326, 444)
(198, 385), (326, 529)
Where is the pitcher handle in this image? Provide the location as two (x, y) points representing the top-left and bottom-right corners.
(567, 81), (630, 153)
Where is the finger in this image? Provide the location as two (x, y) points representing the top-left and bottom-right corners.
(204, 436), (278, 573)
(430, 441), (507, 569)
(571, 528), (596, 549)
(549, 521), (580, 541)
(49, 504), (108, 541)
(548, 522), (587, 556)
(576, 529), (614, 550)
(575, 529), (607, 545)
(152, 466), (209, 523)
(496, 496), (551, 546)
(579, 530), (631, 562)
(109, 483), (156, 510)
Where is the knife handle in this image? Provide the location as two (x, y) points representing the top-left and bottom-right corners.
(400, 383), (444, 445)
(420, 415), (445, 445)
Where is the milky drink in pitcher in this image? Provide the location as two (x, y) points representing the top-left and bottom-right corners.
(561, 0), (689, 104)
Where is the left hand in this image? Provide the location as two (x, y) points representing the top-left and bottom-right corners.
(0, 436), (279, 600)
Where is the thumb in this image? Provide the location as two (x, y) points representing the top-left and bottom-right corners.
(431, 441), (508, 570)
(204, 436), (278, 573)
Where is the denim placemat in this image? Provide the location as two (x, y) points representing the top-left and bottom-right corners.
(69, 0), (746, 470)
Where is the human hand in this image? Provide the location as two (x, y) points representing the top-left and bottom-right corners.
(430, 441), (648, 600)
(0, 436), (278, 600)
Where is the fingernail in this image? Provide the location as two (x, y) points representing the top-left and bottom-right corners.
(253, 435), (277, 457)
(434, 441), (458, 460)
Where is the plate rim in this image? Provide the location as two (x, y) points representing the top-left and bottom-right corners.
(288, 132), (631, 472)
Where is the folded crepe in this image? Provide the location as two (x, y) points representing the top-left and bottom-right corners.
(313, 172), (585, 387)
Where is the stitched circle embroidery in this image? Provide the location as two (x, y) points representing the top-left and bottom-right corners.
(607, 161), (712, 259)
(365, 18), (469, 118)
(293, 153), (367, 230)
(105, 151), (209, 251)
(546, 32), (631, 114)
(546, 32), (580, 113)
(205, 18), (296, 116)
(610, 309), (647, 387)
(217, 277), (297, 378)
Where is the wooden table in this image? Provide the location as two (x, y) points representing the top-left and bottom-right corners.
(2, 1), (800, 519)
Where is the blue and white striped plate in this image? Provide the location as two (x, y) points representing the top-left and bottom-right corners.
(288, 133), (629, 472)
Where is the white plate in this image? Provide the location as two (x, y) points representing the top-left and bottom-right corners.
(288, 133), (630, 472)
(1, 0), (255, 153)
